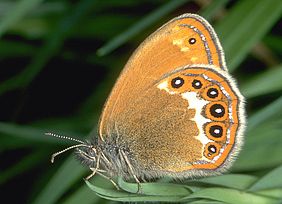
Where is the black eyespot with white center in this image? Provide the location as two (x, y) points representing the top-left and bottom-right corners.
(171, 77), (184, 88)
(207, 88), (219, 98)
(209, 125), (223, 138)
(192, 79), (202, 89)
(208, 145), (217, 154)
(210, 104), (225, 118)
(188, 38), (196, 44)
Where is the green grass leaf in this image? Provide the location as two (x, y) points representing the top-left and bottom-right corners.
(0, 0), (44, 38)
(96, 0), (190, 56)
(249, 164), (282, 191)
(183, 187), (277, 204)
(61, 184), (102, 204)
(247, 96), (282, 131)
(242, 65), (282, 98)
(255, 189), (282, 200)
(118, 177), (192, 195)
(85, 180), (189, 202)
(233, 121), (282, 171)
(195, 174), (258, 190)
(216, 0), (282, 71)
(200, 0), (228, 20)
(32, 157), (86, 204)
(0, 0), (97, 96)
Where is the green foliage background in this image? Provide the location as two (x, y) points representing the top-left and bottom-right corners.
(0, 0), (282, 203)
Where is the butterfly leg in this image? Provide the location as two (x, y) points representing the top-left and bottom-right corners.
(77, 148), (96, 161)
(85, 154), (101, 180)
(119, 149), (142, 193)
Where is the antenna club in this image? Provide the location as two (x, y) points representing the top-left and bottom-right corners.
(51, 156), (55, 163)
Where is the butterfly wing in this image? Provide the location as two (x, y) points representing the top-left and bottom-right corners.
(99, 14), (227, 140)
(98, 14), (244, 178)
(111, 65), (245, 177)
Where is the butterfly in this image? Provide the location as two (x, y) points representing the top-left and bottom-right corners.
(49, 13), (245, 191)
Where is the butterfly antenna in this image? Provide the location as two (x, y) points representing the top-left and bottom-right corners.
(45, 132), (85, 144)
(50, 143), (91, 163)
(45, 132), (90, 163)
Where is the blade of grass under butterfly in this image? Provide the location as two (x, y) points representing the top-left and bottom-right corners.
(117, 177), (192, 196)
(85, 180), (187, 202)
(96, 0), (190, 56)
(193, 174), (258, 190)
(182, 187), (277, 204)
(255, 189), (282, 200)
(0, 0), (43, 38)
(0, 0), (97, 96)
(249, 164), (282, 191)
(241, 64), (282, 98)
(32, 157), (86, 204)
(215, 0), (282, 71)
(188, 200), (225, 204)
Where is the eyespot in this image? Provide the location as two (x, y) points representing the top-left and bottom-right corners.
(205, 122), (226, 142)
(204, 142), (221, 159)
(171, 77), (184, 88)
(210, 103), (225, 118)
(201, 85), (222, 101)
(204, 102), (228, 121)
(209, 125), (223, 138)
(192, 79), (202, 89)
(188, 38), (196, 44)
(208, 145), (217, 154)
(207, 88), (219, 98)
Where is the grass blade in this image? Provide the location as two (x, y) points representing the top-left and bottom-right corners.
(247, 96), (282, 131)
(233, 122), (282, 171)
(241, 65), (282, 98)
(32, 157), (86, 204)
(0, 0), (97, 96)
(200, 0), (228, 20)
(0, 0), (44, 38)
(183, 187), (277, 204)
(195, 174), (257, 190)
(118, 178), (192, 195)
(216, 0), (282, 71)
(61, 185), (102, 204)
(85, 180), (188, 202)
(249, 164), (282, 191)
(96, 0), (190, 56)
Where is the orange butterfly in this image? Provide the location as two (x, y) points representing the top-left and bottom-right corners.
(50, 13), (245, 190)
